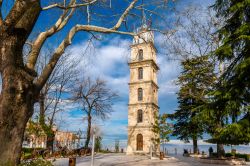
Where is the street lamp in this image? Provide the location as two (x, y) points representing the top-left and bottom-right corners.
(150, 142), (153, 159)
(91, 127), (96, 166)
(90, 123), (104, 166)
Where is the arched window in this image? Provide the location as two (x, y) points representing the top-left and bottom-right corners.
(136, 134), (143, 151)
(137, 110), (143, 123)
(138, 49), (143, 61)
(138, 67), (143, 79)
(138, 88), (143, 101)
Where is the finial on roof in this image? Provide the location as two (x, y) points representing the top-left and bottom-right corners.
(142, 0), (146, 26)
(141, 0), (148, 30)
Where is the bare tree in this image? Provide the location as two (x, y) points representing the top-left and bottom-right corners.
(163, 6), (221, 60)
(36, 50), (79, 151)
(0, 0), (172, 163)
(72, 77), (118, 148)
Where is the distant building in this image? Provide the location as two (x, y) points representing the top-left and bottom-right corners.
(55, 131), (78, 149)
(127, 27), (160, 155)
(23, 122), (78, 149)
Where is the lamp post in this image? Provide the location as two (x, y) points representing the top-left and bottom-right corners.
(91, 127), (96, 166)
(150, 143), (153, 159)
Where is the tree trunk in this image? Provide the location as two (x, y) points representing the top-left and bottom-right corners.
(0, 2), (41, 164)
(39, 93), (46, 127)
(39, 94), (55, 151)
(217, 143), (225, 158)
(193, 137), (198, 154)
(47, 134), (55, 151)
(84, 114), (92, 148)
(0, 36), (37, 164)
(0, 101), (34, 165)
(215, 120), (225, 158)
(0, 57), (36, 165)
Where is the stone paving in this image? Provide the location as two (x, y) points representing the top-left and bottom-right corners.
(53, 153), (250, 166)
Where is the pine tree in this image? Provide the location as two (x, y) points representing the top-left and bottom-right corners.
(208, 0), (250, 146)
(172, 55), (215, 154)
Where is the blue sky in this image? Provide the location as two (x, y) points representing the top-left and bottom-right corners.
(54, 35), (181, 148)
(2, 0), (214, 148)
(37, 0), (215, 148)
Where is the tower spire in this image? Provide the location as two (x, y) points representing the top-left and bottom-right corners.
(141, 0), (147, 29)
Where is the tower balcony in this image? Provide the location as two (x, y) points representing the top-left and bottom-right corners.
(128, 59), (159, 70)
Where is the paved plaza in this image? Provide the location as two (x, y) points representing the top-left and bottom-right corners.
(53, 153), (250, 166)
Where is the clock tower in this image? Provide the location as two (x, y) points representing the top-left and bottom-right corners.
(127, 27), (160, 155)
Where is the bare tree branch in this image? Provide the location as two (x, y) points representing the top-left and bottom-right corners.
(163, 6), (220, 60)
(28, 0), (138, 72)
(37, 50), (79, 127)
(37, 25), (134, 89)
(35, 14), (136, 89)
(26, 0), (76, 70)
(42, 0), (97, 10)
(112, 0), (138, 30)
(72, 77), (118, 148)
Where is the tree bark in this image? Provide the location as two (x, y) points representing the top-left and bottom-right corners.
(0, 1), (40, 164)
(46, 134), (55, 151)
(0, 92), (34, 165)
(193, 137), (198, 154)
(217, 143), (225, 158)
(84, 114), (92, 148)
(39, 93), (46, 128)
(0, 36), (36, 164)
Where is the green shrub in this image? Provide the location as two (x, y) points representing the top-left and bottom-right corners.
(225, 153), (233, 157)
(19, 159), (52, 166)
(22, 148), (44, 154)
(21, 148), (45, 160)
(22, 153), (33, 160)
(225, 152), (250, 161)
(235, 153), (250, 161)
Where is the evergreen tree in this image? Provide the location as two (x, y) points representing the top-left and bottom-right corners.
(151, 113), (172, 152)
(171, 55), (215, 154)
(200, 83), (229, 157)
(95, 136), (102, 152)
(115, 139), (120, 153)
(207, 0), (250, 146)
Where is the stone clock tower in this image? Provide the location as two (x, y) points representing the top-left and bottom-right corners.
(126, 27), (160, 155)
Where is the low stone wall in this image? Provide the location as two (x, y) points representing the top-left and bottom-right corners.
(198, 157), (246, 165)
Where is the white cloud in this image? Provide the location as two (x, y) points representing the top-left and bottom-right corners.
(55, 110), (85, 132)
(60, 35), (182, 141)
(109, 102), (128, 120)
(159, 79), (179, 96)
(175, 0), (215, 10)
(54, 37), (132, 139)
